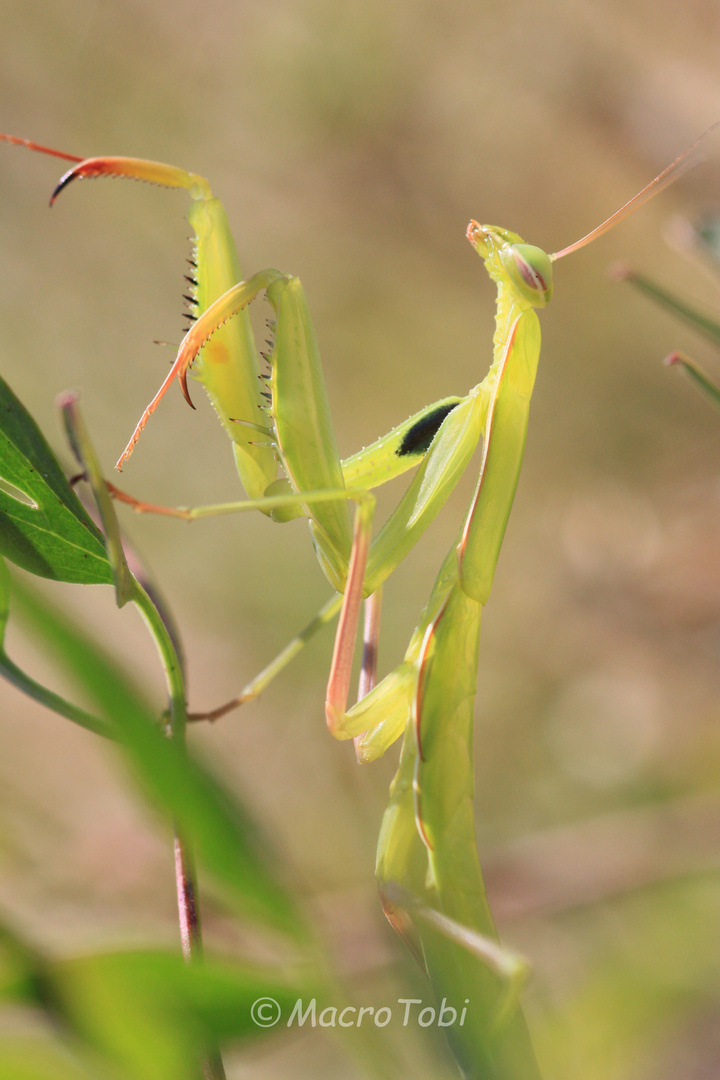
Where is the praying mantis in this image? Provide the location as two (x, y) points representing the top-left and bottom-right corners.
(0, 126), (713, 1078)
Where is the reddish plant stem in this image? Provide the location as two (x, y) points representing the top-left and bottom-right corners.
(174, 829), (202, 960)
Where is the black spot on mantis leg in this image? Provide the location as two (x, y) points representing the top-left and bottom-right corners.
(396, 402), (460, 457)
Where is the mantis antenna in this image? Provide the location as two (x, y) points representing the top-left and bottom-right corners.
(551, 120), (720, 262)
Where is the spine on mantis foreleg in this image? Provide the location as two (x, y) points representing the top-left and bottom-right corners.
(185, 196), (278, 501)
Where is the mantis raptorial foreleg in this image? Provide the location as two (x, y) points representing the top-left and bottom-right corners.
(0, 130), (473, 725)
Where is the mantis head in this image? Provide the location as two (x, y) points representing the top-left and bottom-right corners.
(466, 121), (720, 309)
(466, 222), (554, 308)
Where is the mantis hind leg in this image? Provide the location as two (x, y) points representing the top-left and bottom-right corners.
(188, 592), (343, 721)
(190, 585), (383, 724)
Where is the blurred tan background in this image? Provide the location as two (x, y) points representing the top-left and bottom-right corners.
(2, 1), (720, 1076)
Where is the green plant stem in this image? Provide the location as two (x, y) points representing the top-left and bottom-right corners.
(0, 650), (113, 738)
(130, 577), (226, 1080)
(129, 579), (185, 736)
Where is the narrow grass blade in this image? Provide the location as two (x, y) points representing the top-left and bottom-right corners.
(666, 351), (720, 411)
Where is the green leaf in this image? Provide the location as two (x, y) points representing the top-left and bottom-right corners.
(0, 947), (310, 1080)
(51, 949), (308, 1047)
(0, 375), (111, 584)
(11, 578), (307, 942)
(0, 1041), (96, 1080)
(50, 951), (201, 1080)
(0, 909), (313, 1074)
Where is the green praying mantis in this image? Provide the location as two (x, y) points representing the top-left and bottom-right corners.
(0, 126), (713, 1078)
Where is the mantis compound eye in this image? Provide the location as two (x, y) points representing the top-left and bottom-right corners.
(501, 244), (553, 307)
